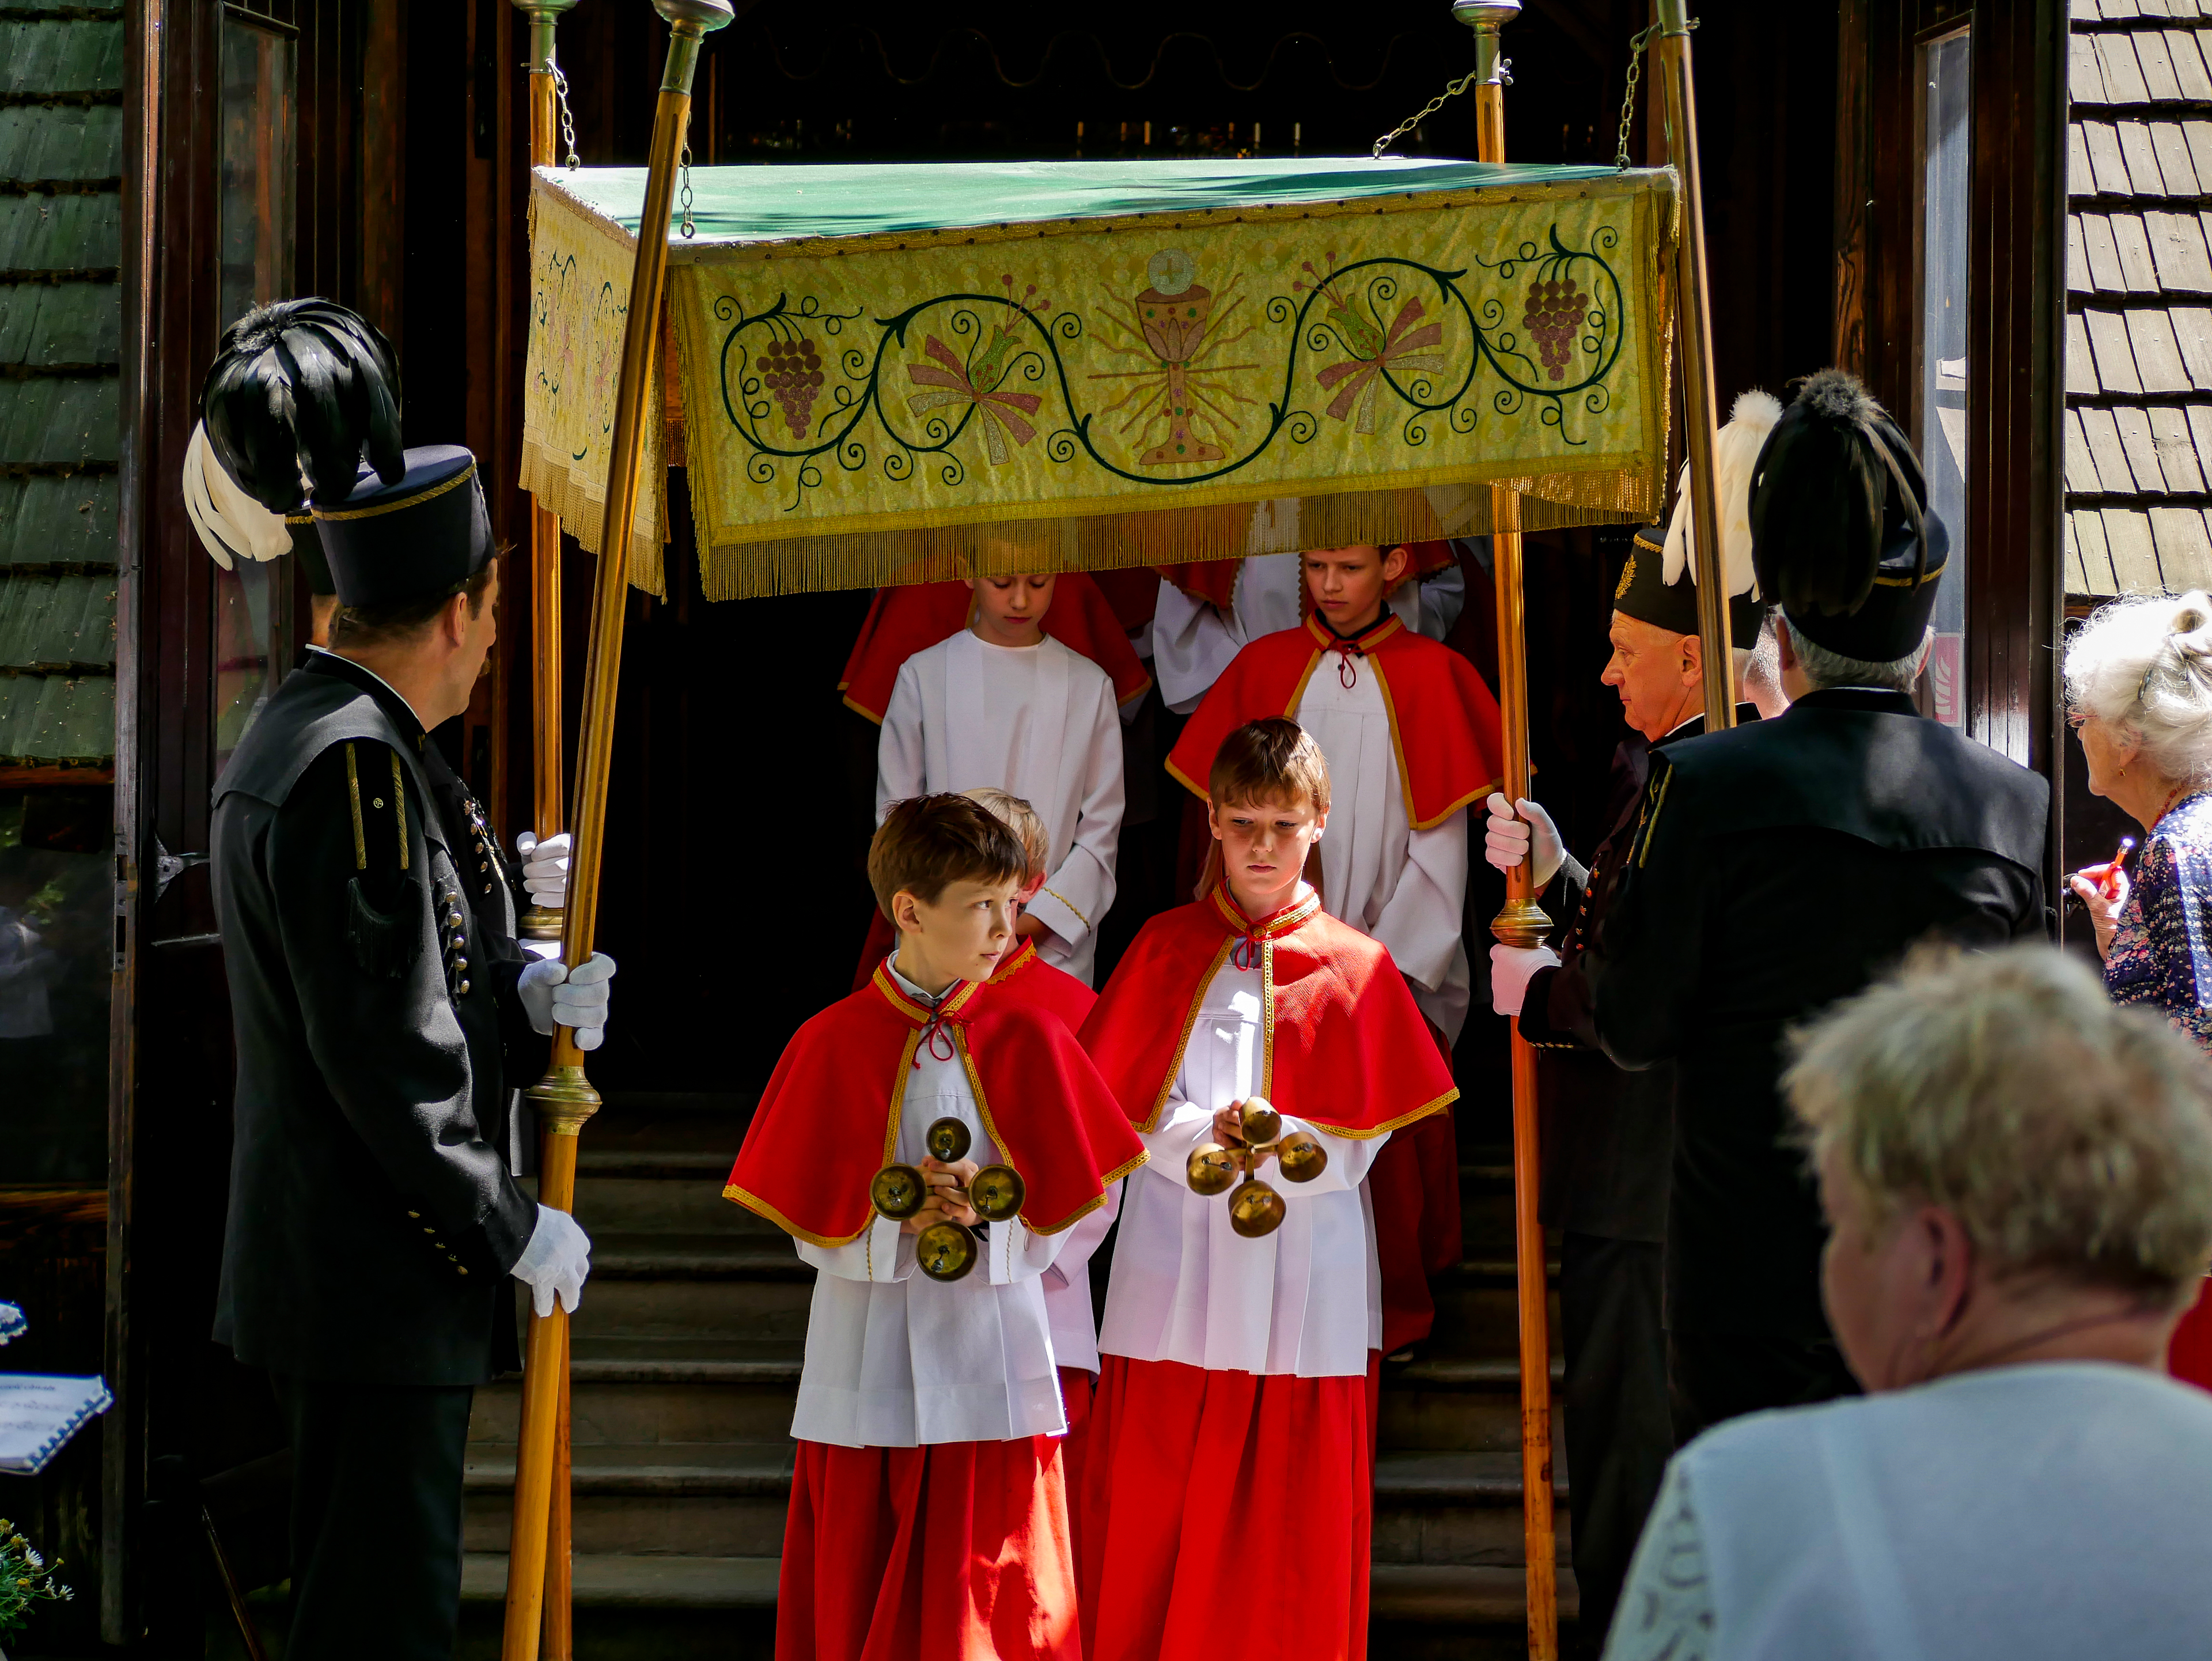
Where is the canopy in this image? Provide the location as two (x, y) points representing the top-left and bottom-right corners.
(524, 157), (1680, 600)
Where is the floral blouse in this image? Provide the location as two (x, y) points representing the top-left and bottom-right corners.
(2106, 791), (2212, 1053)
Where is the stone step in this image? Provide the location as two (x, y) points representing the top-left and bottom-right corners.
(454, 1554), (1577, 1661)
(574, 1176), (781, 1238)
(1381, 1354), (1567, 1454)
(471, 1338), (803, 1447)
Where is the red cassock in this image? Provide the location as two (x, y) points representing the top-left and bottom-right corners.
(1162, 614), (1502, 1352)
(724, 971), (1146, 1661)
(838, 572), (1153, 724)
(1075, 890), (1455, 1661)
(2171, 1277), (2212, 1391)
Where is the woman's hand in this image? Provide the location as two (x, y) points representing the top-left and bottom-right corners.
(2067, 862), (2130, 962)
(900, 1156), (981, 1232)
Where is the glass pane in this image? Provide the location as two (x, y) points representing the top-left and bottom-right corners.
(1919, 29), (1971, 728)
(214, 16), (298, 771)
(0, 791), (111, 1185)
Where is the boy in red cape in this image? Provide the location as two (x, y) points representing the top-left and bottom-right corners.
(963, 785), (1118, 1557)
(1166, 543), (1502, 1357)
(725, 794), (1146, 1661)
(1077, 719), (1457, 1661)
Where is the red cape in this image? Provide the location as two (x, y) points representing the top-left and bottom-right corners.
(1165, 612), (1502, 830)
(1154, 540), (1459, 610)
(984, 940), (1098, 1033)
(839, 573), (1151, 723)
(726, 967), (1147, 1246)
(1078, 886), (1456, 1138)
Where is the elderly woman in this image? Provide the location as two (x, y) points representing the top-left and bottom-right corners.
(1601, 945), (2212, 1660)
(2065, 590), (2212, 1047)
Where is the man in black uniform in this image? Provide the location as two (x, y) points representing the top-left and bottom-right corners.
(1480, 389), (1775, 1652)
(198, 301), (615, 1660)
(1491, 368), (2048, 1446)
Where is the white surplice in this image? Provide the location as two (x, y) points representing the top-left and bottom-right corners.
(1041, 1179), (1120, 1375)
(1153, 553), (1468, 713)
(789, 964), (1069, 1448)
(878, 630), (1124, 985)
(1293, 642), (1473, 1042)
(1097, 945), (1384, 1379)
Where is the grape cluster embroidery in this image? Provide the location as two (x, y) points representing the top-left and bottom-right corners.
(1522, 276), (1586, 383)
(759, 336), (824, 437)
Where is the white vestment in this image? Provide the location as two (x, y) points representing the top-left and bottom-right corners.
(1041, 1180), (1120, 1375)
(1293, 646), (1472, 1042)
(1604, 1361), (2212, 1661)
(789, 966), (1069, 1448)
(878, 630), (1125, 984)
(1097, 944), (1384, 1378)
(1153, 552), (1468, 713)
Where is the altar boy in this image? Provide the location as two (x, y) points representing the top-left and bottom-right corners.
(725, 794), (1146, 1661)
(878, 570), (1126, 983)
(1078, 719), (1457, 1661)
(1167, 543), (1502, 1356)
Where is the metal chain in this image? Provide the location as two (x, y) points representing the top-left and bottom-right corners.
(1370, 55), (1508, 160)
(552, 61), (579, 169)
(1614, 18), (1695, 171)
(679, 142), (696, 239)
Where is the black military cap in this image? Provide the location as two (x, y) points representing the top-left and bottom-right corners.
(1615, 525), (1767, 642)
(1749, 369), (1948, 663)
(310, 446), (493, 610)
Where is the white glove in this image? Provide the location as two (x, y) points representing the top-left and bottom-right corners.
(1490, 943), (1562, 1019)
(1484, 792), (1565, 888)
(514, 831), (571, 910)
(510, 1203), (592, 1317)
(517, 951), (617, 1050)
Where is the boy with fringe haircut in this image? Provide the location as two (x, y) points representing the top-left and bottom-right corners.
(726, 794), (1145, 1661)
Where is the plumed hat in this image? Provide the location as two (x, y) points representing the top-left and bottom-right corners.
(1615, 388), (1779, 643)
(182, 299), (489, 608)
(1748, 368), (1948, 662)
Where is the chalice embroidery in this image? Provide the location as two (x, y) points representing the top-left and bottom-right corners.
(869, 1117), (1026, 1282)
(1090, 248), (1261, 468)
(1185, 1096), (1328, 1238)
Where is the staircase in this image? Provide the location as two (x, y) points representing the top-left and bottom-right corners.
(458, 1100), (1572, 1659)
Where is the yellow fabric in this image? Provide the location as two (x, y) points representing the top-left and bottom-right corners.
(526, 165), (1677, 599)
(522, 184), (670, 596)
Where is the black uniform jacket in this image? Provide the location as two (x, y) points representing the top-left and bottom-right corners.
(1581, 688), (2049, 1340)
(1521, 707), (1756, 1243)
(211, 651), (541, 1385)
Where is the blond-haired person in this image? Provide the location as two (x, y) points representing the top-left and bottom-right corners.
(2066, 591), (2212, 1051)
(1603, 945), (2212, 1661)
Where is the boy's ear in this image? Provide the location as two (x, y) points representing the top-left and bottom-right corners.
(962, 578), (978, 593)
(1381, 544), (1410, 588)
(891, 889), (923, 933)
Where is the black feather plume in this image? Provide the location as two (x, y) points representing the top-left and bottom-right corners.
(199, 300), (404, 513)
(1749, 368), (1898, 618)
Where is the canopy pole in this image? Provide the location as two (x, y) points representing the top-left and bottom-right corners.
(1456, 3), (1558, 1656)
(503, 8), (732, 1660)
(1656, 0), (1734, 729)
(513, 6), (581, 1652)
(517, 0), (576, 948)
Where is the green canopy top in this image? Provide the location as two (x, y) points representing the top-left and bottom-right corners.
(542, 156), (1627, 253)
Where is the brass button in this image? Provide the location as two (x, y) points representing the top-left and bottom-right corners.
(456, 1265), (468, 1276)
(407, 1210), (421, 1219)
(451, 956), (468, 973)
(423, 1225), (435, 1235)
(458, 979), (471, 995)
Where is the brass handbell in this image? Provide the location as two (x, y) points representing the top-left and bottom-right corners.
(868, 1116), (1025, 1282)
(1183, 1096), (1329, 1239)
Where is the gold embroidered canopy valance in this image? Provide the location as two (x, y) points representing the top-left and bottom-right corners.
(524, 156), (1679, 600)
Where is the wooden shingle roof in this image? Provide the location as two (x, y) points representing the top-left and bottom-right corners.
(0, 6), (122, 773)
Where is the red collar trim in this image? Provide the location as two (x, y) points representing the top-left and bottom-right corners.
(988, 940), (1039, 983)
(1207, 883), (1322, 941)
(870, 962), (984, 1026)
(1302, 611), (1404, 653)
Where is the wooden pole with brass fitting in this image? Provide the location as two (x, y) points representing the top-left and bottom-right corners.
(512, 6), (582, 1652)
(1454, 3), (1558, 1656)
(517, 0), (580, 947)
(1654, 0), (1734, 731)
(501, 7), (733, 1659)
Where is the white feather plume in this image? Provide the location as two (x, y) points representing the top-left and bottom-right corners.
(182, 421), (292, 572)
(1661, 388), (1783, 599)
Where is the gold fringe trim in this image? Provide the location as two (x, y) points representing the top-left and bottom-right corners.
(1305, 1084), (1462, 1141)
(519, 436), (669, 600)
(691, 476), (1653, 601)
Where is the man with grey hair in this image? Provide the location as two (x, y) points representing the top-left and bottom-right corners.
(1491, 369), (2049, 1444)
